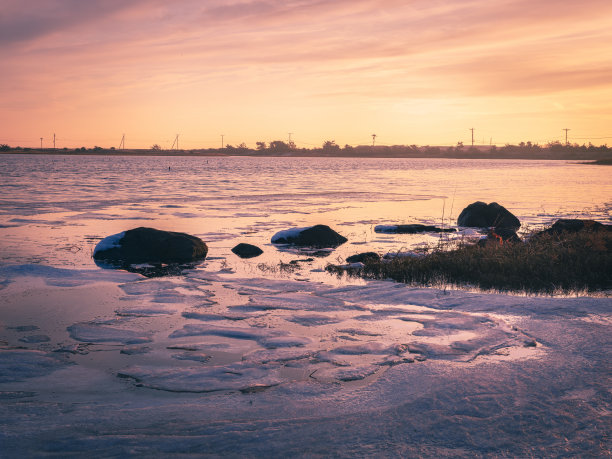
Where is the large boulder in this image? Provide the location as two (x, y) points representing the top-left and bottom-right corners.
(231, 243), (263, 259)
(457, 202), (520, 230)
(375, 224), (455, 234)
(93, 227), (208, 264)
(535, 219), (612, 238)
(271, 225), (347, 248)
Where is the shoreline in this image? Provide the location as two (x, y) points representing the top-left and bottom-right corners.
(2, 149), (611, 161)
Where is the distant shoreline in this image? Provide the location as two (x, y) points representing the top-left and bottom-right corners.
(2, 148), (612, 161)
(588, 158), (612, 165)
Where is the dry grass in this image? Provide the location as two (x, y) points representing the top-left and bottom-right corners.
(328, 231), (612, 295)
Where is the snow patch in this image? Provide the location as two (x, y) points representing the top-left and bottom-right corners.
(271, 226), (310, 243)
(93, 231), (125, 255)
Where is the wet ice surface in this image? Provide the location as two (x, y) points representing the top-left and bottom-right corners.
(1, 156), (611, 456)
(1, 265), (610, 457)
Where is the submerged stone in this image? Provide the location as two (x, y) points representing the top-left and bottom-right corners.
(18, 334), (51, 344)
(374, 224), (456, 234)
(346, 252), (381, 263)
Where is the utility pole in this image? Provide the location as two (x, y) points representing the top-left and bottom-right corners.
(53, 133), (56, 149)
(171, 134), (179, 150)
(469, 128), (475, 147)
(40, 137), (43, 149)
(372, 134), (377, 147)
(119, 134), (125, 150)
(563, 128), (570, 145)
(221, 135), (224, 149)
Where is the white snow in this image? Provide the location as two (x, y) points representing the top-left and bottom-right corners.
(271, 226), (310, 243)
(93, 231), (125, 255)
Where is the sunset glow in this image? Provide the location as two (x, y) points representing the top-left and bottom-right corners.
(2, 0), (612, 149)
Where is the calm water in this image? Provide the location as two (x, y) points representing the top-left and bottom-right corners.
(0, 154), (610, 271)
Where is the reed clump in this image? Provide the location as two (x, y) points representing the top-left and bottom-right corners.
(329, 230), (612, 294)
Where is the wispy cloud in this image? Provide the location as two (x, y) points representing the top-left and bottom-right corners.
(1, 0), (611, 146)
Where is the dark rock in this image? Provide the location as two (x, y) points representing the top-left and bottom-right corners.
(477, 228), (521, 246)
(231, 243), (263, 259)
(524, 339), (537, 348)
(375, 224), (456, 234)
(346, 252), (381, 263)
(536, 219), (612, 237)
(271, 225), (347, 248)
(93, 227), (208, 264)
(457, 201), (520, 230)
(492, 227), (520, 243)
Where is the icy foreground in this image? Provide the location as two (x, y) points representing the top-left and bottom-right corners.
(0, 264), (610, 457)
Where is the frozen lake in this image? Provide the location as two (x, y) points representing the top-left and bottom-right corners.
(1, 154), (611, 456)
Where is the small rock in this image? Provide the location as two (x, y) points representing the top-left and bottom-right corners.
(231, 243), (263, 259)
(477, 227), (521, 246)
(271, 225), (347, 248)
(346, 252), (380, 263)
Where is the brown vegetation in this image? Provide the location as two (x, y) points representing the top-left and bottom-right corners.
(328, 231), (612, 295)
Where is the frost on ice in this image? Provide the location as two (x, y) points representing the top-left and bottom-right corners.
(118, 362), (283, 393)
(68, 323), (153, 344)
(0, 349), (69, 383)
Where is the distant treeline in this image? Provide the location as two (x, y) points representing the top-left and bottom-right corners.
(1, 140), (611, 160)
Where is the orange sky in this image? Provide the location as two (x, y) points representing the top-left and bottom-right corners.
(1, 0), (612, 149)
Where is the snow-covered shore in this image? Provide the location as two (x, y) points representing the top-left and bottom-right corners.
(1, 264), (610, 457)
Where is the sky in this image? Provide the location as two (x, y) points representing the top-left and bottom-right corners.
(1, 0), (612, 149)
